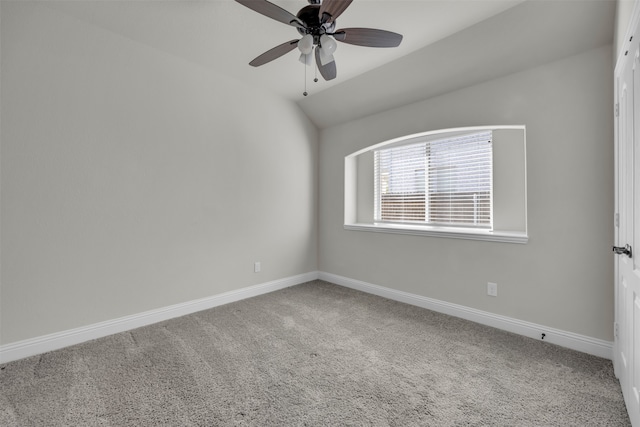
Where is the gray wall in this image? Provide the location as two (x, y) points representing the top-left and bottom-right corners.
(0, 2), (318, 344)
(318, 45), (614, 341)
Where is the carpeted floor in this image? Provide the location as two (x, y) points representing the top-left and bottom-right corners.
(0, 280), (631, 426)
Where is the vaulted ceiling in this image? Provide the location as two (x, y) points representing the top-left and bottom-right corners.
(44, 0), (615, 128)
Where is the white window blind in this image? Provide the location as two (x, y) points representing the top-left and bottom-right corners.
(374, 131), (493, 228)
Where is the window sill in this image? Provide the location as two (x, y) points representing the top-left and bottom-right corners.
(344, 223), (528, 244)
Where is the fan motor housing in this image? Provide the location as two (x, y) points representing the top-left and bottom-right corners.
(296, 5), (336, 38)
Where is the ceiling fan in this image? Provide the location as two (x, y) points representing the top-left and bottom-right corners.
(235, 0), (403, 83)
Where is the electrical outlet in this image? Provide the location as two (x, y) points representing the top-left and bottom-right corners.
(487, 282), (498, 297)
(254, 262), (261, 273)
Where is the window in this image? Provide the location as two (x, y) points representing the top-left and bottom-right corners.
(344, 126), (527, 243)
(374, 131), (492, 228)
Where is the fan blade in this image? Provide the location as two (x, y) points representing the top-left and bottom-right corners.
(236, 0), (305, 29)
(315, 46), (337, 81)
(250, 40), (299, 67)
(333, 28), (403, 47)
(319, 0), (353, 24)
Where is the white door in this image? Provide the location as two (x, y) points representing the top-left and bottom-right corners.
(616, 17), (640, 427)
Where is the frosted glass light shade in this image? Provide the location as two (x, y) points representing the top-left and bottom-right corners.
(299, 52), (313, 66)
(318, 47), (335, 66)
(298, 34), (314, 55)
(319, 35), (337, 54)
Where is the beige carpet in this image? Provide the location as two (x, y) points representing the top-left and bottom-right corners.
(0, 280), (631, 426)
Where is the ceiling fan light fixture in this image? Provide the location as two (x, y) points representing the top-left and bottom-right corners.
(319, 34), (337, 54)
(298, 34), (314, 55)
(318, 47), (335, 66)
(299, 52), (313, 66)
(318, 34), (337, 65)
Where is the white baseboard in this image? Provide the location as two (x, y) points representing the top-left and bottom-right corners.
(1, 271), (613, 364)
(0, 272), (320, 364)
(319, 272), (613, 360)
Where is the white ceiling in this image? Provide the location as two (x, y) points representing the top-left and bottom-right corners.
(298, 0), (616, 128)
(43, 0), (615, 129)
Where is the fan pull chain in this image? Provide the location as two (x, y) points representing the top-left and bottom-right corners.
(314, 46), (318, 83)
(303, 56), (308, 96)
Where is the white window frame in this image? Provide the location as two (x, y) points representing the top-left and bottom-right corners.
(344, 126), (528, 244)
